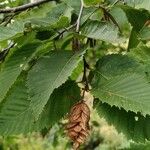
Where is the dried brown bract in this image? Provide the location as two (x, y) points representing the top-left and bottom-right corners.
(66, 101), (90, 150)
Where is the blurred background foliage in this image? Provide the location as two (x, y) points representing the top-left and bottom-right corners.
(0, 111), (130, 150)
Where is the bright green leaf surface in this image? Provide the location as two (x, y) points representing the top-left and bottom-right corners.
(34, 80), (81, 130)
(91, 54), (150, 116)
(0, 42), (40, 103)
(0, 21), (24, 42)
(81, 20), (124, 43)
(27, 51), (84, 119)
(0, 74), (34, 135)
(83, 0), (103, 6)
(129, 44), (150, 64)
(0, 74), (80, 135)
(95, 100), (150, 142)
(139, 26), (150, 40)
(125, 0), (150, 11)
(120, 5), (149, 31)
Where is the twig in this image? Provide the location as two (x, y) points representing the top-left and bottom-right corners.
(72, 0), (84, 51)
(82, 57), (89, 98)
(76, 0), (84, 32)
(0, 0), (56, 14)
(3, 14), (16, 26)
(55, 23), (76, 39)
(99, 5), (122, 33)
(0, 42), (15, 61)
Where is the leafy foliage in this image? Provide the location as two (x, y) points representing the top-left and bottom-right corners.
(0, 74), (34, 135)
(120, 5), (149, 31)
(139, 26), (150, 40)
(0, 2), (69, 42)
(0, 21), (24, 42)
(0, 73), (81, 135)
(27, 51), (84, 119)
(94, 100), (150, 142)
(91, 54), (150, 116)
(83, 0), (102, 6)
(124, 0), (150, 11)
(33, 80), (81, 131)
(81, 20), (123, 43)
(0, 0), (150, 148)
(129, 44), (150, 65)
(0, 42), (40, 103)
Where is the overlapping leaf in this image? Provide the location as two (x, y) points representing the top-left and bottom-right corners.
(129, 45), (150, 64)
(0, 74), (34, 135)
(83, 0), (102, 6)
(139, 26), (150, 40)
(110, 7), (129, 31)
(81, 20), (124, 43)
(27, 50), (84, 119)
(129, 44), (150, 81)
(95, 100), (150, 142)
(0, 21), (24, 42)
(15, 2), (55, 21)
(91, 54), (150, 116)
(127, 28), (140, 50)
(70, 61), (83, 80)
(0, 73), (81, 135)
(34, 80), (81, 130)
(64, 0), (97, 24)
(124, 0), (150, 11)
(119, 5), (150, 49)
(119, 5), (149, 31)
(0, 3), (69, 42)
(0, 42), (40, 103)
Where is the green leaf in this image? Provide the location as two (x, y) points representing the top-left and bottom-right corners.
(95, 100), (150, 142)
(0, 21), (24, 42)
(0, 74), (34, 135)
(139, 26), (150, 40)
(16, 2), (69, 26)
(92, 54), (143, 78)
(64, 0), (81, 13)
(0, 74), (81, 135)
(64, 0), (97, 24)
(70, 61), (83, 80)
(0, 3), (69, 42)
(110, 7), (129, 30)
(135, 0), (150, 11)
(52, 16), (70, 30)
(83, 0), (103, 6)
(27, 51), (84, 119)
(129, 44), (150, 81)
(28, 3), (69, 27)
(120, 5), (149, 31)
(15, 2), (55, 21)
(0, 42), (40, 103)
(125, 0), (150, 11)
(46, 3), (69, 26)
(120, 5), (149, 49)
(128, 28), (140, 50)
(81, 20), (124, 43)
(91, 54), (150, 116)
(129, 44), (150, 64)
(34, 80), (81, 130)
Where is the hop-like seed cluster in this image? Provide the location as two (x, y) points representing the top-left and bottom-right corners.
(66, 101), (90, 150)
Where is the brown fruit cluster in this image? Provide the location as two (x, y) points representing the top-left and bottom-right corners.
(66, 101), (90, 150)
